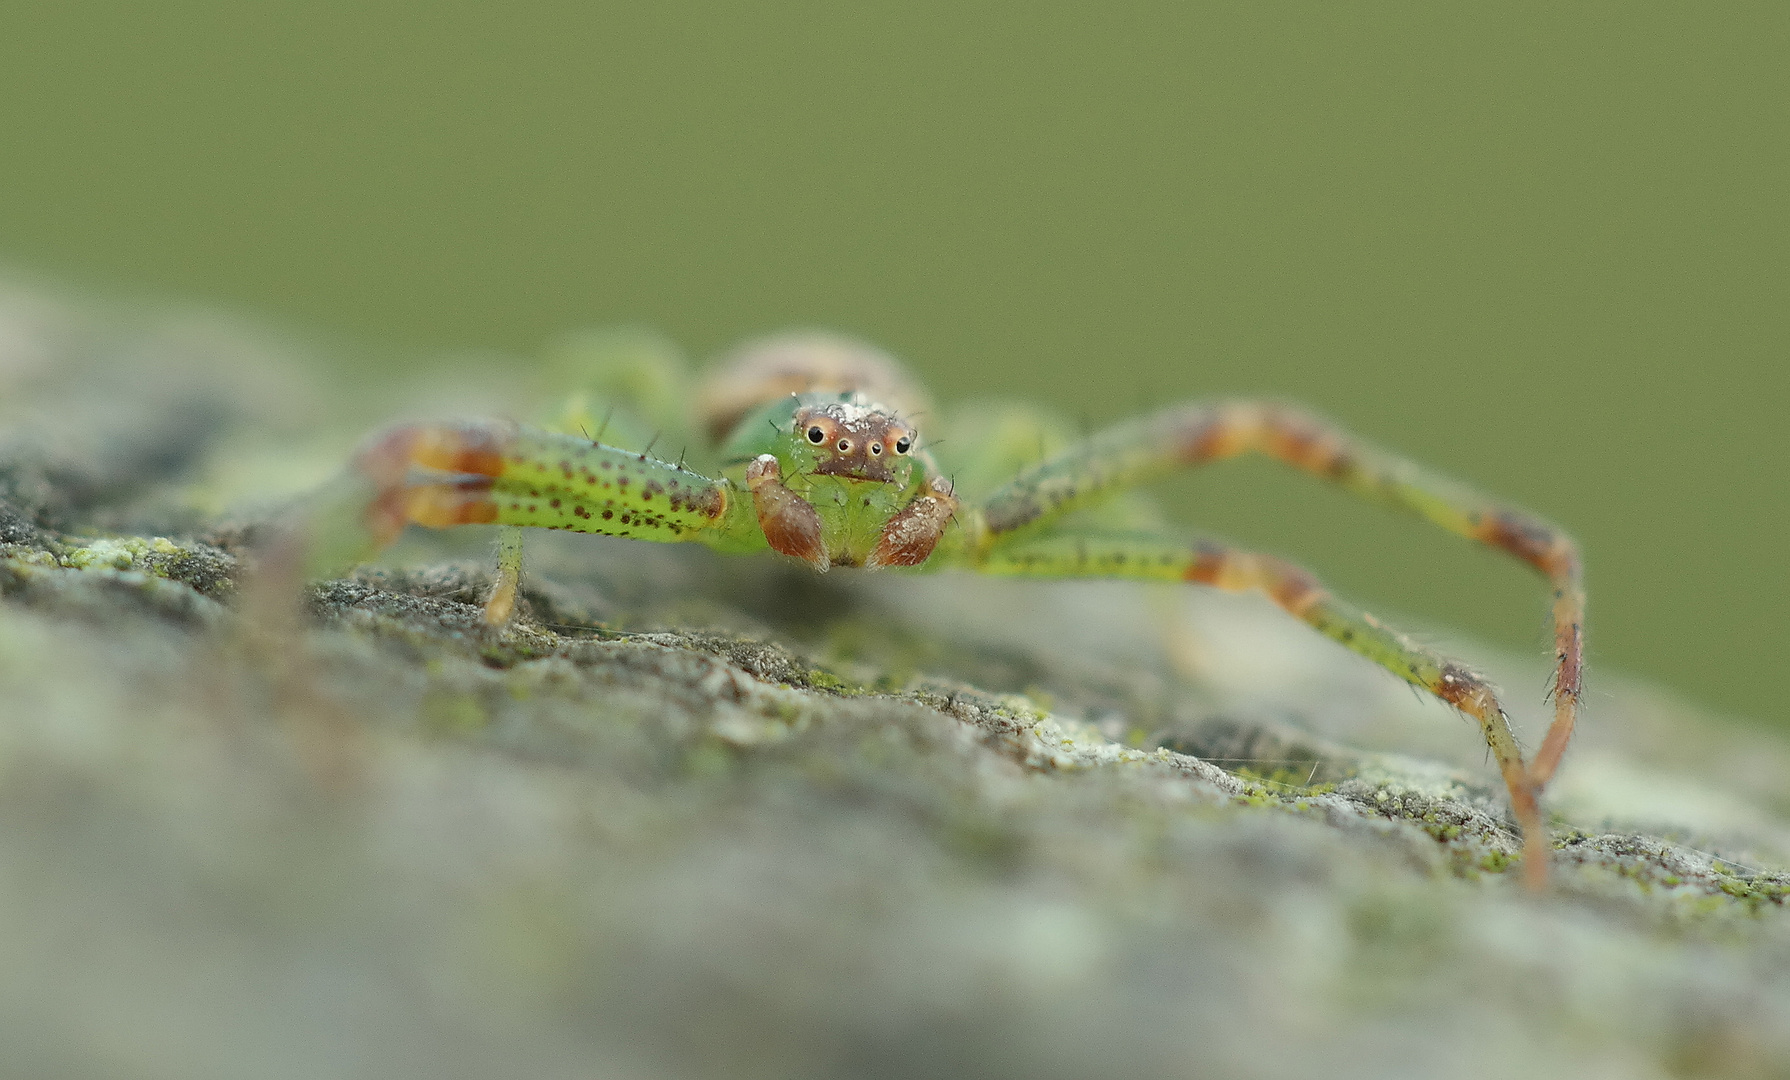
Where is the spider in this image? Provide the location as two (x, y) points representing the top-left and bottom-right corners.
(329, 330), (1583, 890)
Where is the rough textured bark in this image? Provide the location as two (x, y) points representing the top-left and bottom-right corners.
(3, 278), (1789, 1080)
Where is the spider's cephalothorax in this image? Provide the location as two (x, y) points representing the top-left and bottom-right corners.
(330, 330), (1585, 891)
(717, 394), (956, 572)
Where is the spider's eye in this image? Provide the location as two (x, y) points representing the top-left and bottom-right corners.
(894, 436), (912, 455)
(869, 442), (883, 456)
(806, 426), (825, 443)
(836, 439), (852, 453)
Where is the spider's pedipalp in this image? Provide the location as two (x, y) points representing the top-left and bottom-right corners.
(745, 454), (829, 571)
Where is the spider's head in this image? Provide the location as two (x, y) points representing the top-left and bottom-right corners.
(733, 395), (949, 571)
(791, 400), (916, 484)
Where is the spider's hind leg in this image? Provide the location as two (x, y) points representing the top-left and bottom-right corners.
(974, 527), (1549, 888)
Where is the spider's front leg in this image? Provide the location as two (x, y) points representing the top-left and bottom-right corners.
(971, 527), (1545, 880)
(333, 419), (741, 622)
(966, 401), (1585, 890)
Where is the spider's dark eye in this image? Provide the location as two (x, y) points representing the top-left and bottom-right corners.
(894, 436), (912, 455)
(836, 439), (852, 453)
(806, 426), (825, 443)
(869, 443), (883, 456)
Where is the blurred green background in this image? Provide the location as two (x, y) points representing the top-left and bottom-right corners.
(1, 3), (1784, 727)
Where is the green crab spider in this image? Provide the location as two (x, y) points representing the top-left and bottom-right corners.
(325, 330), (1583, 890)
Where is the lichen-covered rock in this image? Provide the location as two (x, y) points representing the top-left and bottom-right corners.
(3, 277), (1789, 1080)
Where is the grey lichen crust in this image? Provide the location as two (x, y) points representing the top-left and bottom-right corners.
(4, 278), (1790, 1079)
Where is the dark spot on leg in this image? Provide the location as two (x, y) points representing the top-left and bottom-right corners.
(1323, 449), (1357, 480)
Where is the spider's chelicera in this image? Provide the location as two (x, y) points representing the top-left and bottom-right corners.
(332, 332), (1584, 890)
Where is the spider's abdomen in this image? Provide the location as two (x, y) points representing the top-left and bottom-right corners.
(695, 332), (931, 446)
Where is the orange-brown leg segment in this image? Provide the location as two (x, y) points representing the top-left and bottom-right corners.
(976, 528), (1551, 888)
